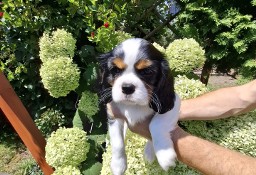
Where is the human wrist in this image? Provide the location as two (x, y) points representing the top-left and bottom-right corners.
(171, 127), (190, 161)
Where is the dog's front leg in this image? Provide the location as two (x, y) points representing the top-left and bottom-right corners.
(149, 95), (181, 171)
(109, 117), (127, 175)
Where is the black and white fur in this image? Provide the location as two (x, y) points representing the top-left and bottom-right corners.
(99, 38), (180, 175)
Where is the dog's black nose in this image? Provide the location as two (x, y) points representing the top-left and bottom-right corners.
(122, 83), (135, 95)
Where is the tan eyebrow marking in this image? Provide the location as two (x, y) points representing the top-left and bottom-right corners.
(135, 59), (153, 70)
(112, 58), (127, 69)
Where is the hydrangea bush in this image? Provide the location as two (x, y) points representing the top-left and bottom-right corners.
(165, 38), (205, 73)
(39, 56), (80, 98)
(39, 29), (80, 98)
(45, 127), (90, 168)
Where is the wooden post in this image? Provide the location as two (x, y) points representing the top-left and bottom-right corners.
(0, 72), (54, 175)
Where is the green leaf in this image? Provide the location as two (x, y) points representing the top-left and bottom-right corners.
(81, 162), (102, 175)
(72, 110), (86, 129)
(87, 134), (106, 146)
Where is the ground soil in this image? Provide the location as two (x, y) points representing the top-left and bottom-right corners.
(208, 74), (237, 89)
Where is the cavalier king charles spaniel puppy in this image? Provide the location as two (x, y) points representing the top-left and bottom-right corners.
(99, 38), (180, 175)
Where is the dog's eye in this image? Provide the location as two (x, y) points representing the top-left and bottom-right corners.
(138, 68), (154, 76)
(110, 66), (123, 74)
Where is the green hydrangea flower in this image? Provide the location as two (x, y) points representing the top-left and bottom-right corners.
(45, 127), (90, 168)
(53, 166), (81, 175)
(175, 75), (208, 99)
(40, 56), (80, 98)
(39, 29), (76, 63)
(166, 38), (205, 73)
(78, 91), (99, 121)
(152, 42), (166, 54)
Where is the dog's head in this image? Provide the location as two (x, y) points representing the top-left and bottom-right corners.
(99, 38), (175, 114)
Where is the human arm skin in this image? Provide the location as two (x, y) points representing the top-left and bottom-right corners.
(180, 80), (256, 120)
(172, 127), (256, 175)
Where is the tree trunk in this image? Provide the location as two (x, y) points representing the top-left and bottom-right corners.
(200, 61), (213, 85)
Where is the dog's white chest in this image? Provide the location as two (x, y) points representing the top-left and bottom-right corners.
(115, 103), (154, 126)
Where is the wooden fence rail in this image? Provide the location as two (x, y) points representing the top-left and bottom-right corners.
(0, 72), (54, 174)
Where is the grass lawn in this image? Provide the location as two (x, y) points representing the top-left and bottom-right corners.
(0, 118), (42, 175)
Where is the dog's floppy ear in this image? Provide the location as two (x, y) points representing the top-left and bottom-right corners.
(150, 59), (175, 114)
(98, 52), (111, 84)
(97, 52), (113, 103)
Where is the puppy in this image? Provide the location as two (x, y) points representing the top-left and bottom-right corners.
(99, 38), (180, 175)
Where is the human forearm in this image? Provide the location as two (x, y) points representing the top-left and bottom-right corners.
(172, 127), (256, 175)
(179, 80), (256, 120)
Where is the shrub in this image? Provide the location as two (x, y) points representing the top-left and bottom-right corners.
(239, 59), (256, 79)
(45, 127), (90, 168)
(53, 166), (81, 175)
(39, 56), (80, 98)
(165, 38), (205, 74)
(93, 30), (133, 52)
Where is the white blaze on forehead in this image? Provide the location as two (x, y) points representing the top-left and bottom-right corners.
(121, 38), (142, 71)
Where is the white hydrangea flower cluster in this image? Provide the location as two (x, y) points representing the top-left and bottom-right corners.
(152, 42), (166, 54)
(52, 165), (81, 175)
(39, 29), (76, 62)
(45, 127), (90, 171)
(39, 29), (80, 98)
(165, 38), (205, 73)
(40, 57), (80, 98)
(175, 75), (208, 99)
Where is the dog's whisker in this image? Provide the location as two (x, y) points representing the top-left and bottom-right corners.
(99, 90), (112, 104)
(151, 92), (162, 113)
(99, 92), (110, 101)
(99, 87), (112, 95)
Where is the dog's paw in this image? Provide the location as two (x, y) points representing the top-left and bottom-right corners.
(155, 147), (176, 171)
(144, 141), (156, 163)
(111, 155), (127, 175)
